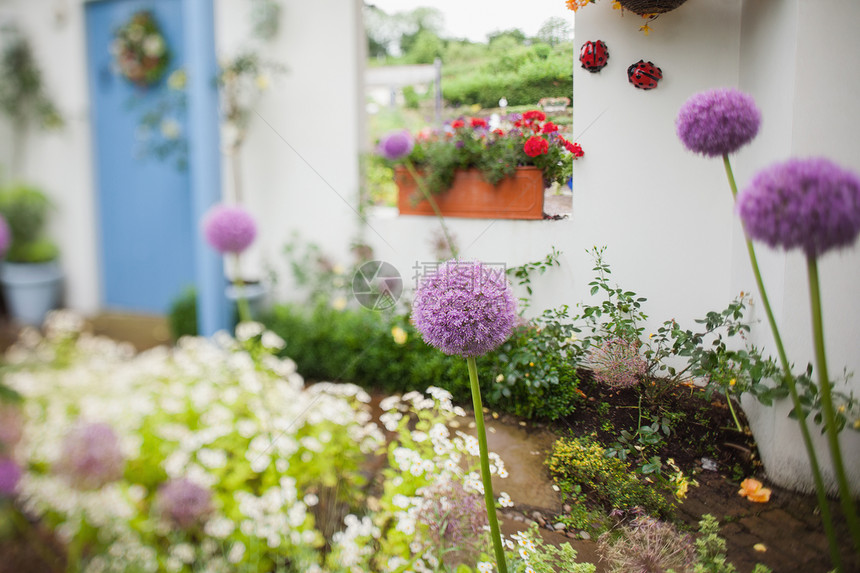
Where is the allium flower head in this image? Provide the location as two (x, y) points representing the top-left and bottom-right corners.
(202, 204), (257, 254)
(0, 214), (10, 258)
(737, 158), (860, 257)
(56, 422), (124, 490)
(412, 260), (517, 357)
(0, 457), (22, 497)
(588, 337), (647, 388)
(377, 130), (414, 161)
(676, 88), (761, 157)
(156, 477), (213, 530)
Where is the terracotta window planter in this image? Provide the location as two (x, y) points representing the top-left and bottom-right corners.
(396, 166), (545, 220)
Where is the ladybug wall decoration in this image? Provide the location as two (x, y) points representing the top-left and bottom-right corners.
(579, 40), (609, 73)
(627, 60), (663, 89)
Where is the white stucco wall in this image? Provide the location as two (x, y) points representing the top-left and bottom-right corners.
(735, 0), (860, 495)
(0, 0), (365, 315)
(364, 0), (859, 494)
(0, 1), (101, 315)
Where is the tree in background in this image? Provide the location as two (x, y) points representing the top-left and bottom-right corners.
(536, 17), (572, 47)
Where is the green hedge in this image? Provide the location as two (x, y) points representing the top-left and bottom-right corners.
(443, 57), (572, 108)
(260, 302), (582, 420)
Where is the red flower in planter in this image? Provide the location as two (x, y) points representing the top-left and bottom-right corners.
(523, 136), (549, 157)
(470, 117), (488, 128)
(541, 122), (559, 134)
(450, 119), (465, 129)
(522, 110), (546, 122)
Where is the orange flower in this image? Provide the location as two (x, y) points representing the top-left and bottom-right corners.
(738, 478), (772, 503)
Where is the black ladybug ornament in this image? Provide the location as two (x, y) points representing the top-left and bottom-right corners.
(579, 40), (609, 73)
(627, 60), (662, 90)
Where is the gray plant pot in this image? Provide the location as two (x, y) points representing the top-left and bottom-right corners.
(0, 260), (63, 326)
(225, 282), (267, 320)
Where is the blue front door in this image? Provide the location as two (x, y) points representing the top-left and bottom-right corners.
(85, 0), (196, 314)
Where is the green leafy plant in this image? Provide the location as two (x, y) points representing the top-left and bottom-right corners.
(506, 246), (562, 312)
(508, 523), (596, 572)
(386, 110), (582, 197)
(0, 31), (63, 133)
(0, 184), (59, 263)
(693, 514), (772, 573)
(547, 435), (673, 519)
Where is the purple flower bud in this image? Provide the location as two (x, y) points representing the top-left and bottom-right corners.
(412, 260), (517, 357)
(377, 130), (414, 161)
(0, 457), (22, 497)
(0, 215), (10, 259)
(676, 88), (761, 157)
(55, 422), (124, 490)
(201, 204), (257, 254)
(737, 158), (860, 257)
(156, 477), (213, 530)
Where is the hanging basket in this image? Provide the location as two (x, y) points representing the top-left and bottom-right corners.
(619, 0), (688, 15)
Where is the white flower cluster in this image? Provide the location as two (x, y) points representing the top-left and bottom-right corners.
(329, 386), (510, 571)
(5, 312), (383, 572)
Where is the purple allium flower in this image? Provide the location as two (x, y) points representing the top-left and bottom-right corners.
(201, 204), (257, 254)
(0, 214), (10, 259)
(0, 457), (22, 497)
(676, 88), (761, 157)
(737, 158), (860, 257)
(588, 338), (648, 388)
(156, 477), (213, 530)
(55, 422), (124, 490)
(377, 130), (414, 161)
(412, 260), (517, 357)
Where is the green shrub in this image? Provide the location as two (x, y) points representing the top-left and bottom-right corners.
(258, 301), (581, 420)
(401, 85), (420, 109)
(547, 435), (672, 517)
(0, 184), (59, 263)
(167, 286), (198, 341)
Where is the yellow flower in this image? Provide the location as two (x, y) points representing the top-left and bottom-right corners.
(855, 419), (860, 430)
(753, 543), (767, 553)
(529, 362), (534, 367)
(738, 478), (772, 503)
(332, 297), (347, 311)
(496, 374), (504, 383)
(391, 326), (408, 345)
(729, 378), (736, 386)
(837, 404), (846, 414)
(612, 1), (622, 9)
(255, 74), (270, 90)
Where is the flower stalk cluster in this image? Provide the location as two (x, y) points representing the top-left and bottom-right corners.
(678, 87), (860, 569)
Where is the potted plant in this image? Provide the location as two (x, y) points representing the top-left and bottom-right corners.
(380, 111), (583, 220)
(0, 184), (62, 326)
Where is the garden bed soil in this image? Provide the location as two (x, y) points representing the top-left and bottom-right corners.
(470, 374), (860, 573)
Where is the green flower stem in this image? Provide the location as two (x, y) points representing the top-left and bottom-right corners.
(404, 161), (458, 259)
(231, 253), (253, 324)
(807, 255), (860, 551)
(466, 356), (508, 573)
(723, 154), (843, 569)
(723, 388), (743, 433)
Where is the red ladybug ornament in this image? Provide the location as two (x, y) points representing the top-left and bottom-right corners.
(627, 60), (662, 90)
(579, 40), (609, 73)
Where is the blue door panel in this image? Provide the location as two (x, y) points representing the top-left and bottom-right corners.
(85, 0), (195, 314)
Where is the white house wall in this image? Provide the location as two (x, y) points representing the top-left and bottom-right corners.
(0, 0), (365, 316)
(0, 1), (101, 315)
(736, 0), (860, 495)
